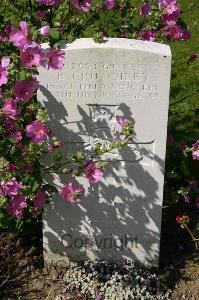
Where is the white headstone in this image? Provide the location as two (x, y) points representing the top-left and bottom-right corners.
(38, 38), (171, 268)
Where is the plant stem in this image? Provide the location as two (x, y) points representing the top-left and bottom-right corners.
(184, 224), (199, 251)
(170, 91), (199, 106)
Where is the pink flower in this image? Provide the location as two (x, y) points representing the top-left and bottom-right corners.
(36, 0), (61, 6)
(39, 25), (50, 37)
(1, 177), (22, 197)
(85, 160), (104, 184)
(31, 207), (39, 218)
(54, 140), (63, 148)
(140, 29), (156, 41)
(31, 73), (39, 80)
(118, 118), (135, 128)
(176, 214), (189, 225)
(118, 118), (129, 127)
(192, 140), (199, 160)
(18, 143), (25, 154)
(118, 118), (135, 136)
(20, 43), (43, 67)
(119, 31), (128, 38)
(0, 57), (10, 87)
(3, 98), (20, 120)
(104, 0), (116, 10)
(10, 130), (22, 141)
(7, 163), (15, 172)
(45, 49), (65, 70)
(0, 67), (8, 87)
(34, 189), (46, 208)
(26, 107), (34, 115)
(140, 3), (151, 17)
(26, 120), (48, 143)
(180, 29), (191, 41)
(6, 194), (27, 218)
(9, 21), (30, 48)
(3, 119), (16, 132)
(161, 10), (179, 26)
(162, 25), (181, 40)
(36, 11), (46, 20)
(55, 22), (64, 31)
(23, 163), (34, 173)
(0, 30), (8, 42)
(0, 29), (10, 43)
(0, 24), (12, 42)
(0, 23), (13, 43)
(47, 146), (54, 153)
(59, 182), (85, 204)
(1, 57), (10, 68)
(48, 140), (63, 153)
(187, 53), (198, 64)
(14, 80), (39, 101)
(95, 295), (103, 300)
(0, 185), (3, 196)
(157, 0), (179, 14)
(184, 194), (190, 204)
(72, 0), (91, 12)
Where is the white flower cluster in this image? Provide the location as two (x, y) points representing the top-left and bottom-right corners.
(56, 260), (171, 300)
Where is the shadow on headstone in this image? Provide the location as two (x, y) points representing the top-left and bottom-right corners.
(38, 38), (171, 268)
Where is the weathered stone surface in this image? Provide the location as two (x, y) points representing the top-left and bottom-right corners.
(38, 38), (171, 267)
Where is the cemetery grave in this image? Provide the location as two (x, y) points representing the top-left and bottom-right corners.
(0, 0), (198, 299)
(38, 38), (171, 268)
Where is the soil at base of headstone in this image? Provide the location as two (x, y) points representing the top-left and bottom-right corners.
(0, 203), (199, 300)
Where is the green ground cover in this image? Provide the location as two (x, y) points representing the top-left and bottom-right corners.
(162, 1), (199, 209)
(168, 0), (199, 138)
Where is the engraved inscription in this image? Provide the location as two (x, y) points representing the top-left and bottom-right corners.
(46, 62), (160, 100)
(88, 105), (154, 165)
(60, 232), (138, 250)
(91, 105), (118, 132)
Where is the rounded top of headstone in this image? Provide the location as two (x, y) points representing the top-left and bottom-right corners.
(59, 38), (171, 57)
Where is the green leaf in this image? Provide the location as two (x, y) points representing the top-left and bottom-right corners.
(0, 211), (5, 220)
(0, 210), (15, 229)
(22, 175), (31, 184)
(16, 218), (23, 230)
(18, 70), (29, 81)
(10, 145), (16, 155)
(67, 34), (76, 44)
(53, 150), (62, 161)
(32, 181), (40, 193)
(50, 28), (60, 40)
(96, 162), (106, 168)
(183, 150), (188, 158)
(8, 138), (18, 144)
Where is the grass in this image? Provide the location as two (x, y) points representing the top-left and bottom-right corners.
(168, 0), (199, 141)
(164, 1), (199, 205)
